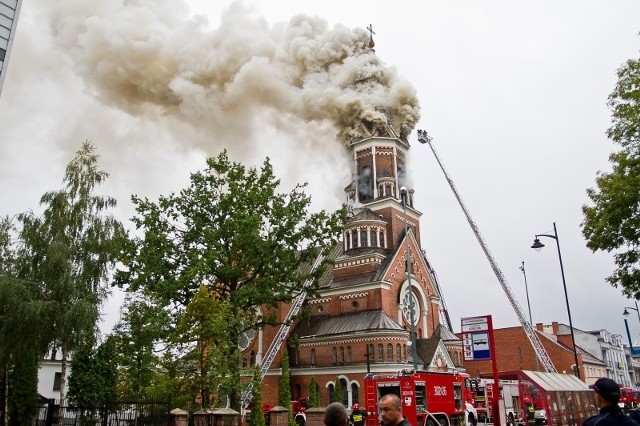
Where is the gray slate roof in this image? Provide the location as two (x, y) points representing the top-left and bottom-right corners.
(293, 309), (405, 339)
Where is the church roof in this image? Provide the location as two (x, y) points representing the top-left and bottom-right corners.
(433, 324), (461, 342)
(416, 336), (440, 364)
(293, 310), (405, 339)
(346, 208), (387, 224)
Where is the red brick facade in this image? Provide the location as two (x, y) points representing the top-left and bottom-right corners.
(460, 326), (584, 378)
(239, 131), (455, 409)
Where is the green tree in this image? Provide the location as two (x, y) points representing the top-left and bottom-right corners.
(332, 377), (343, 404)
(308, 377), (320, 408)
(173, 285), (236, 408)
(17, 141), (126, 404)
(0, 217), (47, 425)
(279, 348), (292, 425)
(111, 297), (164, 399)
(67, 337), (118, 409)
(117, 151), (345, 408)
(249, 366), (266, 426)
(582, 50), (640, 297)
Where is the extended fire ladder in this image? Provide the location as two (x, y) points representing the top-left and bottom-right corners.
(417, 130), (556, 373)
(422, 250), (454, 333)
(240, 253), (325, 410)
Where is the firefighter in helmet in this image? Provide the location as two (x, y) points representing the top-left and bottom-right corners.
(349, 403), (367, 426)
(524, 398), (535, 426)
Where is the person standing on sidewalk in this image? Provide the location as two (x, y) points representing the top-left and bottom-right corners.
(584, 378), (638, 426)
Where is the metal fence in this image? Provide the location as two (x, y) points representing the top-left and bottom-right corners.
(33, 397), (172, 426)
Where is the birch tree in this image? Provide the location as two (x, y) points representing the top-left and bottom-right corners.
(17, 141), (126, 404)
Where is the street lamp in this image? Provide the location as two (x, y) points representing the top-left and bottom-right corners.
(623, 301), (640, 325)
(531, 222), (580, 379)
(400, 186), (419, 371)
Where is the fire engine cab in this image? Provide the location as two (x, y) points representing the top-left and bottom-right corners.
(364, 370), (476, 426)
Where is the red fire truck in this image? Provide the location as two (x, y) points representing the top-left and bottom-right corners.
(363, 370), (476, 426)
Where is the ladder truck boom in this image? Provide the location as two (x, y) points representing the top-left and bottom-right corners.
(417, 130), (556, 373)
(241, 253), (325, 409)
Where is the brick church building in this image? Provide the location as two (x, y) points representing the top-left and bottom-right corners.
(240, 124), (464, 408)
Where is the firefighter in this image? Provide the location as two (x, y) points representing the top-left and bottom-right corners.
(349, 403), (367, 426)
(524, 398), (535, 426)
(294, 407), (306, 426)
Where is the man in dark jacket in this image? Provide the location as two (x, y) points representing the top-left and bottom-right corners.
(584, 377), (639, 426)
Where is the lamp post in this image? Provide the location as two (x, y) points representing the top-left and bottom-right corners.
(400, 186), (419, 371)
(623, 302), (640, 356)
(531, 222), (580, 379)
(519, 261), (539, 371)
(623, 301), (640, 325)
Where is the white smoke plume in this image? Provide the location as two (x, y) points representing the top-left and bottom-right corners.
(48, 0), (420, 144)
(0, 0), (420, 223)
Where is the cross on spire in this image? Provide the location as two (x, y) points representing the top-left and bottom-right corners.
(366, 24), (376, 49)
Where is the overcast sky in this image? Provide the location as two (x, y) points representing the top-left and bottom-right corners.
(1, 0), (640, 350)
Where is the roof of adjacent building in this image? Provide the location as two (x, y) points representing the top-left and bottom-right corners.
(293, 309), (406, 339)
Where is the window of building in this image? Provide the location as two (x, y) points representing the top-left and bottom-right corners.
(250, 351), (256, 366)
(311, 349), (316, 366)
(332, 347), (338, 365)
(396, 344), (402, 361)
(340, 347), (345, 364)
(347, 346), (352, 364)
(53, 372), (61, 391)
(370, 228), (378, 247)
(328, 383), (335, 405)
(351, 383), (359, 405)
(378, 344), (384, 361)
(368, 344), (374, 361)
(339, 378), (348, 405)
(387, 344), (393, 361)
(359, 229), (368, 247)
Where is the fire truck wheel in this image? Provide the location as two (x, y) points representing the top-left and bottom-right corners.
(426, 420), (436, 426)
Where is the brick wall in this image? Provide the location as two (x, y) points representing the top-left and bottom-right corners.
(461, 327), (583, 377)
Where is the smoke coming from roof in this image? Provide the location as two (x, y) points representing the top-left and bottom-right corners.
(0, 0), (420, 227)
(49, 0), (420, 145)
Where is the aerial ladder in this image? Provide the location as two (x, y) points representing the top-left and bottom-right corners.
(240, 253), (325, 410)
(417, 129), (556, 373)
(422, 249), (454, 333)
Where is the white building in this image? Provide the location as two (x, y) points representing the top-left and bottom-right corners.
(550, 323), (633, 387)
(0, 0), (23, 98)
(38, 348), (69, 400)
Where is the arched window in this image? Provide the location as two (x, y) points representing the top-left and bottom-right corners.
(403, 345), (407, 359)
(370, 228), (378, 247)
(340, 378), (348, 405)
(332, 347), (338, 365)
(368, 344), (374, 362)
(396, 344), (402, 361)
(387, 344), (393, 361)
(293, 384), (302, 400)
(359, 228), (368, 247)
(351, 382), (359, 405)
(378, 344), (384, 362)
(311, 349), (316, 366)
(340, 347), (345, 364)
(328, 383), (335, 405)
(250, 351), (256, 366)
(347, 346), (352, 364)
(350, 229), (358, 249)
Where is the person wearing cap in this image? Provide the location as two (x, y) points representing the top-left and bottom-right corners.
(584, 377), (639, 426)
